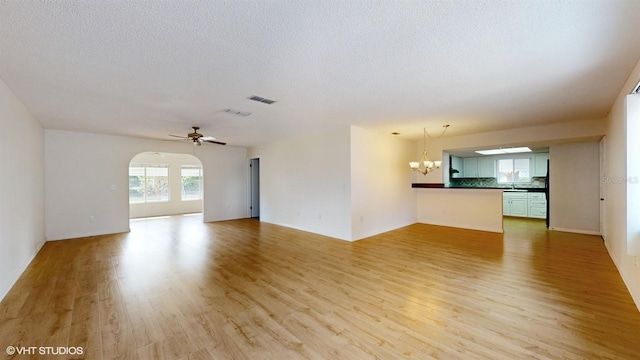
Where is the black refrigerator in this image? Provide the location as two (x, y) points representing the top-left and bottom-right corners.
(545, 159), (550, 228)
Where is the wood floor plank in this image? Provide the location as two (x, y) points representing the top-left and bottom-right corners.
(1, 216), (640, 359)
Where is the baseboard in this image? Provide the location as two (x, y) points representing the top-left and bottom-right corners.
(549, 227), (601, 236)
(417, 220), (504, 234)
(604, 242), (640, 312)
(0, 239), (46, 303)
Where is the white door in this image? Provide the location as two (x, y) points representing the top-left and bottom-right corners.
(599, 137), (606, 240)
(250, 158), (260, 218)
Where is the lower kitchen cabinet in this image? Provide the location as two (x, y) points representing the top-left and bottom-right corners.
(503, 191), (547, 218)
(503, 192), (528, 217)
(527, 192), (547, 219)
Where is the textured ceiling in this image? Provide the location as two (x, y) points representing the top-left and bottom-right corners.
(1, 1), (640, 147)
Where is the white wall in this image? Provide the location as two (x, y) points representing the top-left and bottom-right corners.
(626, 95), (640, 255)
(350, 126), (416, 240)
(257, 126), (352, 240)
(129, 152), (203, 219)
(0, 77), (45, 301)
(255, 126), (418, 241)
(416, 189), (504, 233)
(549, 142), (601, 235)
(45, 130), (247, 240)
(604, 56), (640, 310)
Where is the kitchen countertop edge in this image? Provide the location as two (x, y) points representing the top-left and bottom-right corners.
(412, 183), (545, 192)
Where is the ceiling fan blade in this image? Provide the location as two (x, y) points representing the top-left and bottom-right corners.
(169, 134), (189, 139)
(202, 139), (227, 145)
(200, 136), (217, 141)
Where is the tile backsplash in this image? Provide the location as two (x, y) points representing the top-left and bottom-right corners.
(450, 177), (546, 188)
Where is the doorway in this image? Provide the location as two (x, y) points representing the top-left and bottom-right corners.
(250, 158), (260, 218)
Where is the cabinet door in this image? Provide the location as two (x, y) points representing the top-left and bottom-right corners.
(477, 157), (495, 177)
(463, 157), (478, 177)
(534, 154), (549, 177)
(503, 199), (511, 215)
(510, 198), (528, 217)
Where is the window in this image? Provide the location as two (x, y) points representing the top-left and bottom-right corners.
(497, 158), (530, 184)
(129, 165), (169, 203)
(181, 166), (202, 201)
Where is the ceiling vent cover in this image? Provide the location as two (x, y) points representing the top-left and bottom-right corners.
(249, 95), (277, 104)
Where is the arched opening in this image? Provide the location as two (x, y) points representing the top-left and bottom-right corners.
(128, 152), (203, 219)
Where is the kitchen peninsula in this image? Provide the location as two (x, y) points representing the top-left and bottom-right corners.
(413, 185), (504, 233)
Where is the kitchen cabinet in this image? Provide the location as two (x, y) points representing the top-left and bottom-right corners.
(451, 156), (463, 178)
(461, 157), (495, 178)
(503, 192), (547, 218)
(527, 192), (547, 219)
(477, 157), (495, 177)
(463, 157), (477, 177)
(503, 192), (528, 217)
(533, 154), (549, 177)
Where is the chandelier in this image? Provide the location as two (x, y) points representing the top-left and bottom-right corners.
(409, 125), (449, 175)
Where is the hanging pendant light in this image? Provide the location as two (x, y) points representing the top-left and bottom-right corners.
(409, 125), (449, 175)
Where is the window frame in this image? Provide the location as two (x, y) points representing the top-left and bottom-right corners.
(128, 164), (170, 204)
(180, 166), (203, 201)
(497, 158), (531, 184)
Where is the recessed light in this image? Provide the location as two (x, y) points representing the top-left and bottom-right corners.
(225, 109), (251, 116)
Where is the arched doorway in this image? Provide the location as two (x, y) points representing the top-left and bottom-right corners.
(128, 152), (203, 219)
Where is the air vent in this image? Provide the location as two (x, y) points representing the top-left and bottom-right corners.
(226, 109), (251, 116)
(249, 95), (277, 104)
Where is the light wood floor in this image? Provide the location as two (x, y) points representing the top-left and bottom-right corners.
(1, 215), (640, 359)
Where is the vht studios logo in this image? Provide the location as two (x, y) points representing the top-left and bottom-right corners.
(6, 346), (84, 356)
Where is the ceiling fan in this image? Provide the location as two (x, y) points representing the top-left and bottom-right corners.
(169, 126), (226, 146)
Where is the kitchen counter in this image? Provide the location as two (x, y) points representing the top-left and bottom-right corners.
(412, 183), (545, 192)
(414, 187), (504, 233)
(502, 188), (546, 193)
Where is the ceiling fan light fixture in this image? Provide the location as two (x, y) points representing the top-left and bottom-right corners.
(169, 126), (226, 146)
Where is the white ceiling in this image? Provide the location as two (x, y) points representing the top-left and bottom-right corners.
(1, 1), (640, 147)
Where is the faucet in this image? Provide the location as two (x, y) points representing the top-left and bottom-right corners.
(511, 183), (515, 190)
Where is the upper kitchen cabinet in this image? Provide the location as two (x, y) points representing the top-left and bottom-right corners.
(463, 157), (478, 177)
(477, 157), (495, 177)
(533, 154), (549, 177)
(462, 157), (495, 178)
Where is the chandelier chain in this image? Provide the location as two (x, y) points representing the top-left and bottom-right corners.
(424, 124), (450, 139)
